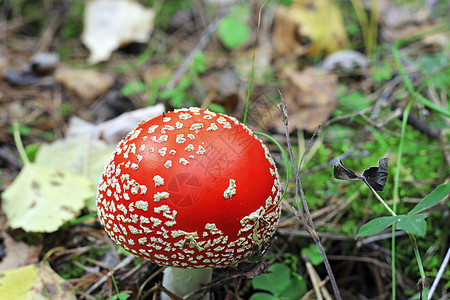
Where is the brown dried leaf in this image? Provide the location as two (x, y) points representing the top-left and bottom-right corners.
(55, 68), (115, 101)
(275, 67), (338, 132)
(0, 232), (39, 270)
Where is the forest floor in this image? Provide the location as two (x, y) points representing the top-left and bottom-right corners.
(0, 0), (449, 299)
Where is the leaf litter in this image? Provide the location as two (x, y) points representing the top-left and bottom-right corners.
(0, 0), (448, 299)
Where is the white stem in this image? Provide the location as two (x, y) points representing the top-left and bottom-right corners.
(161, 267), (213, 300)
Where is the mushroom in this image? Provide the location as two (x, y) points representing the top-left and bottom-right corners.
(96, 107), (282, 299)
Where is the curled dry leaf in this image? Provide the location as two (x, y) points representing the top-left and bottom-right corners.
(334, 158), (389, 192)
(362, 157), (388, 192)
(82, 0), (155, 64)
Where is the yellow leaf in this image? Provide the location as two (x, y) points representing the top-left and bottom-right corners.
(273, 0), (349, 56)
(0, 264), (76, 300)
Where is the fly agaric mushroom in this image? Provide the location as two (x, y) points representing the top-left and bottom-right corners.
(96, 107), (282, 299)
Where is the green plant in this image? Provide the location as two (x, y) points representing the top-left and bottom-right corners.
(350, 0), (379, 56)
(250, 262), (307, 300)
(160, 51), (209, 108)
(159, 76), (196, 107)
(338, 91), (373, 111)
(356, 183), (449, 238)
(121, 78), (147, 97)
(335, 157), (449, 299)
(142, 0), (192, 30)
(301, 244), (324, 266)
(217, 2), (251, 50)
(109, 274), (130, 300)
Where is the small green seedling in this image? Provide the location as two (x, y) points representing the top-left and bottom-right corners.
(250, 263), (306, 300)
(109, 274), (131, 300)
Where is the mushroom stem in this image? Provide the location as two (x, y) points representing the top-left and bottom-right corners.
(161, 267), (213, 300)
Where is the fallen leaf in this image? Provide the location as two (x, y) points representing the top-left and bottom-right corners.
(55, 68), (115, 101)
(276, 67), (338, 132)
(66, 104), (165, 144)
(0, 232), (39, 270)
(2, 164), (93, 232)
(421, 31), (450, 50)
(34, 136), (115, 210)
(272, 5), (305, 57)
(0, 263), (76, 300)
(272, 0), (349, 57)
(82, 0), (155, 64)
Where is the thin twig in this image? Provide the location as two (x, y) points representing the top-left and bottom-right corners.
(136, 266), (166, 300)
(277, 91), (342, 300)
(86, 255), (135, 294)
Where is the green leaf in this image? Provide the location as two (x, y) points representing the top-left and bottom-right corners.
(279, 276), (307, 300)
(218, 19), (250, 50)
(177, 77), (192, 90)
(217, 3), (251, 50)
(207, 103), (226, 114)
(249, 293), (278, 300)
(2, 164), (93, 232)
(301, 244), (323, 266)
(159, 89), (176, 99)
(252, 263), (290, 296)
(396, 214), (427, 237)
(339, 91), (372, 110)
(24, 143), (40, 163)
(190, 51), (208, 74)
(355, 216), (400, 238)
(372, 62), (393, 82)
(109, 293), (131, 300)
(409, 183), (450, 215)
(121, 78), (146, 96)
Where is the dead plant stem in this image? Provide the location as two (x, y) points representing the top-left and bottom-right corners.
(278, 91), (342, 300)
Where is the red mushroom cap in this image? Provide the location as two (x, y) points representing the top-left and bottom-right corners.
(97, 108), (282, 268)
